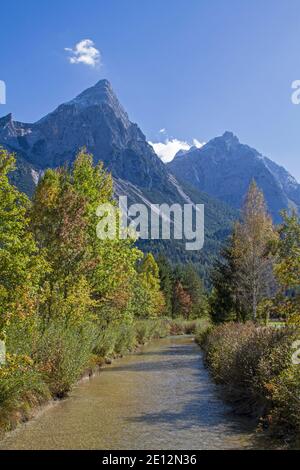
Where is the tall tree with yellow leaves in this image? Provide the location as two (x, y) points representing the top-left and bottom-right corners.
(233, 181), (277, 320)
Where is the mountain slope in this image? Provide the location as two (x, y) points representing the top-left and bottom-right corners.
(168, 131), (299, 222)
(0, 81), (178, 202)
(0, 81), (237, 274)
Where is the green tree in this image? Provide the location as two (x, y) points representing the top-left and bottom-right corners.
(31, 150), (142, 329)
(72, 150), (141, 325)
(0, 148), (46, 339)
(156, 254), (174, 316)
(182, 264), (208, 318)
(274, 211), (300, 323)
(30, 168), (92, 324)
(209, 239), (243, 323)
(138, 253), (165, 318)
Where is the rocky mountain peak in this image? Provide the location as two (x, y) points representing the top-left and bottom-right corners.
(168, 132), (300, 222)
(208, 131), (240, 151)
(70, 79), (113, 106)
(221, 131), (239, 144)
(0, 113), (13, 128)
(60, 79), (130, 127)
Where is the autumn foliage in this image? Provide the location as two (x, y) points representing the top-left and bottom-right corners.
(0, 147), (169, 430)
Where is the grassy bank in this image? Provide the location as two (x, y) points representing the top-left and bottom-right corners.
(196, 322), (300, 439)
(0, 317), (206, 438)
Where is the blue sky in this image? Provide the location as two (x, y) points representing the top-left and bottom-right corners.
(1, 0), (300, 177)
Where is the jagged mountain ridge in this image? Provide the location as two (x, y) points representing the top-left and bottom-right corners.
(168, 131), (300, 222)
(0, 80), (173, 198)
(0, 80), (237, 274)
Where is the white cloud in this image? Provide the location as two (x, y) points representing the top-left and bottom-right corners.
(65, 39), (101, 68)
(149, 137), (205, 163)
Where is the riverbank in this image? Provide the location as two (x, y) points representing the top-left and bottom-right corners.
(0, 335), (260, 450)
(0, 318), (209, 443)
(196, 322), (300, 446)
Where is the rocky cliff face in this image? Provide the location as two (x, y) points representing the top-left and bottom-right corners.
(0, 81), (238, 273)
(0, 80), (176, 200)
(168, 131), (299, 222)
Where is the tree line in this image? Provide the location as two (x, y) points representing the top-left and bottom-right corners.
(210, 180), (300, 325)
(0, 147), (207, 430)
(156, 256), (208, 319)
(199, 182), (300, 439)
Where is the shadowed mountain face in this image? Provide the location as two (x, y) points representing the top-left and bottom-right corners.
(168, 131), (300, 222)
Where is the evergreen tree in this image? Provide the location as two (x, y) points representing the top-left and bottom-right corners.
(156, 254), (174, 316)
(209, 239), (244, 323)
(182, 264), (208, 318)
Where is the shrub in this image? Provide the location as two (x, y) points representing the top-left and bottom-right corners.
(93, 326), (119, 359)
(198, 322), (300, 435)
(197, 322), (253, 385)
(134, 318), (170, 344)
(0, 357), (49, 432)
(34, 318), (97, 398)
(269, 365), (300, 433)
(168, 318), (208, 335)
(135, 320), (153, 344)
(149, 318), (170, 338)
(114, 323), (137, 355)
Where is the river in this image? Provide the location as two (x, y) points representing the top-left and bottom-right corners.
(0, 336), (264, 450)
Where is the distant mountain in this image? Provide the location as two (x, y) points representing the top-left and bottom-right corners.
(0, 80), (175, 200)
(0, 80), (237, 276)
(168, 131), (299, 222)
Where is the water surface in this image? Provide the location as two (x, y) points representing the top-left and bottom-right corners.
(0, 336), (261, 450)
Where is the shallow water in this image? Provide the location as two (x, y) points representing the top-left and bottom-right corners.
(0, 336), (264, 450)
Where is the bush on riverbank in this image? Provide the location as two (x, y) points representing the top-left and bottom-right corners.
(197, 322), (300, 436)
(0, 358), (50, 434)
(34, 318), (98, 397)
(168, 317), (211, 336)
